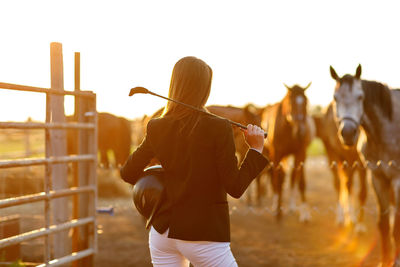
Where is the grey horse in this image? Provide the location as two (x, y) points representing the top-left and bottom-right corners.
(330, 64), (400, 266)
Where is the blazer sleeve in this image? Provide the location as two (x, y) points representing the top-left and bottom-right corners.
(215, 120), (269, 198)
(120, 125), (155, 185)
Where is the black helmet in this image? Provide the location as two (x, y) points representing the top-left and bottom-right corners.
(132, 165), (165, 229)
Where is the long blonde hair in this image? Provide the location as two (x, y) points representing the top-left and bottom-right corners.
(162, 57), (213, 130)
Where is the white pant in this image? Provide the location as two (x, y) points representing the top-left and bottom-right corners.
(149, 227), (238, 267)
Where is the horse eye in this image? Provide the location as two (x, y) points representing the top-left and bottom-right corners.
(357, 95), (364, 101)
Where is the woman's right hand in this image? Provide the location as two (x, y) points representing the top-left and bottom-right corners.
(243, 124), (265, 154)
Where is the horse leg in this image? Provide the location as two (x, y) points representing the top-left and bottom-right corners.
(270, 163), (279, 213)
(330, 162), (345, 225)
(235, 147), (254, 206)
(113, 150), (120, 168)
(292, 151), (310, 222)
(271, 162), (284, 219)
(100, 149), (109, 168)
(238, 152), (255, 206)
(355, 165), (368, 233)
(289, 162), (298, 212)
(372, 174), (392, 266)
(392, 178), (400, 266)
(298, 160), (311, 223)
(114, 146), (128, 169)
(344, 165), (355, 225)
(245, 187), (253, 206)
(276, 165), (285, 219)
(255, 174), (263, 206)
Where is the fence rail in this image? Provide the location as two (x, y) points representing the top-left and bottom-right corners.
(0, 154), (96, 168)
(0, 217), (95, 249)
(37, 248), (95, 267)
(0, 121), (95, 130)
(0, 186), (96, 209)
(0, 82), (95, 98)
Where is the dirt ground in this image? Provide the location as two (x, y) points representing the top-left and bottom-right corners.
(93, 157), (383, 267)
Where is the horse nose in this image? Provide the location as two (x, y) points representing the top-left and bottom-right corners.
(339, 121), (358, 146)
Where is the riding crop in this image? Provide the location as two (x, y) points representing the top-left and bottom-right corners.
(129, 87), (267, 138)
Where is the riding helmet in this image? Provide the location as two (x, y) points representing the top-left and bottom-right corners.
(132, 165), (165, 229)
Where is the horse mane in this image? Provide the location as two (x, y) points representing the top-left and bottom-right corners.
(361, 79), (393, 121)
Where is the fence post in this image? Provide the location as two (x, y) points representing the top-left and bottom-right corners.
(72, 52), (80, 267)
(73, 55), (97, 266)
(50, 42), (69, 259)
(88, 96), (97, 264)
(76, 97), (97, 266)
(24, 117), (32, 158)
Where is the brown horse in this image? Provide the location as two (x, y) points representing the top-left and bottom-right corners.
(131, 115), (148, 148)
(330, 64), (400, 266)
(261, 83), (314, 222)
(313, 103), (367, 232)
(67, 112), (131, 168)
(207, 104), (265, 205)
(131, 107), (165, 149)
(132, 107), (165, 148)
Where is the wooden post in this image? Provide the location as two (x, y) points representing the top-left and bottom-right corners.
(72, 52), (80, 267)
(25, 117), (32, 173)
(49, 42), (69, 259)
(0, 215), (20, 262)
(24, 117), (32, 157)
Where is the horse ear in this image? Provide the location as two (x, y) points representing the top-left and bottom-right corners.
(355, 64), (362, 79)
(243, 104), (250, 114)
(283, 83), (291, 91)
(304, 82), (312, 90)
(243, 104), (252, 116)
(330, 66), (339, 80)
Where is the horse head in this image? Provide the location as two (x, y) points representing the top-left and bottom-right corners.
(282, 82), (311, 139)
(330, 64), (364, 147)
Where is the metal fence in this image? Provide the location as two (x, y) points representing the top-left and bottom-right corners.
(0, 43), (97, 266)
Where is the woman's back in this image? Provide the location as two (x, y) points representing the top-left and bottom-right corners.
(120, 56), (267, 266)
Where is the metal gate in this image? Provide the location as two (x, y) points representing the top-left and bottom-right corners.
(0, 43), (97, 266)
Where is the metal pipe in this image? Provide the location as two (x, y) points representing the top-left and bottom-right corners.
(0, 154), (96, 169)
(0, 186), (96, 209)
(0, 217), (95, 249)
(0, 121), (95, 130)
(36, 248), (95, 267)
(0, 82), (95, 98)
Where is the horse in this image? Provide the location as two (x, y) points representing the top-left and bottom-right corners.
(261, 83), (314, 222)
(67, 112), (132, 168)
(131, 106), (165, 149)
(206, 104), (266, 205)
(313, 103), (367, 232)
(330, 64), (400, 266)
(131, 115), (148, 148)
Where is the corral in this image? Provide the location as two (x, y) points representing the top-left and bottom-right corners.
(0, 43), (394, 267)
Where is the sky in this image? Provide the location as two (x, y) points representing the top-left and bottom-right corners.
(0, 0), (400, 122)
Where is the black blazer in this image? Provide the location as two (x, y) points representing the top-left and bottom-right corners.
(120, 113), (268, 242)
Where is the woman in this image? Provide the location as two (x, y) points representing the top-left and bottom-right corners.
(120, 56), (268, 267)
